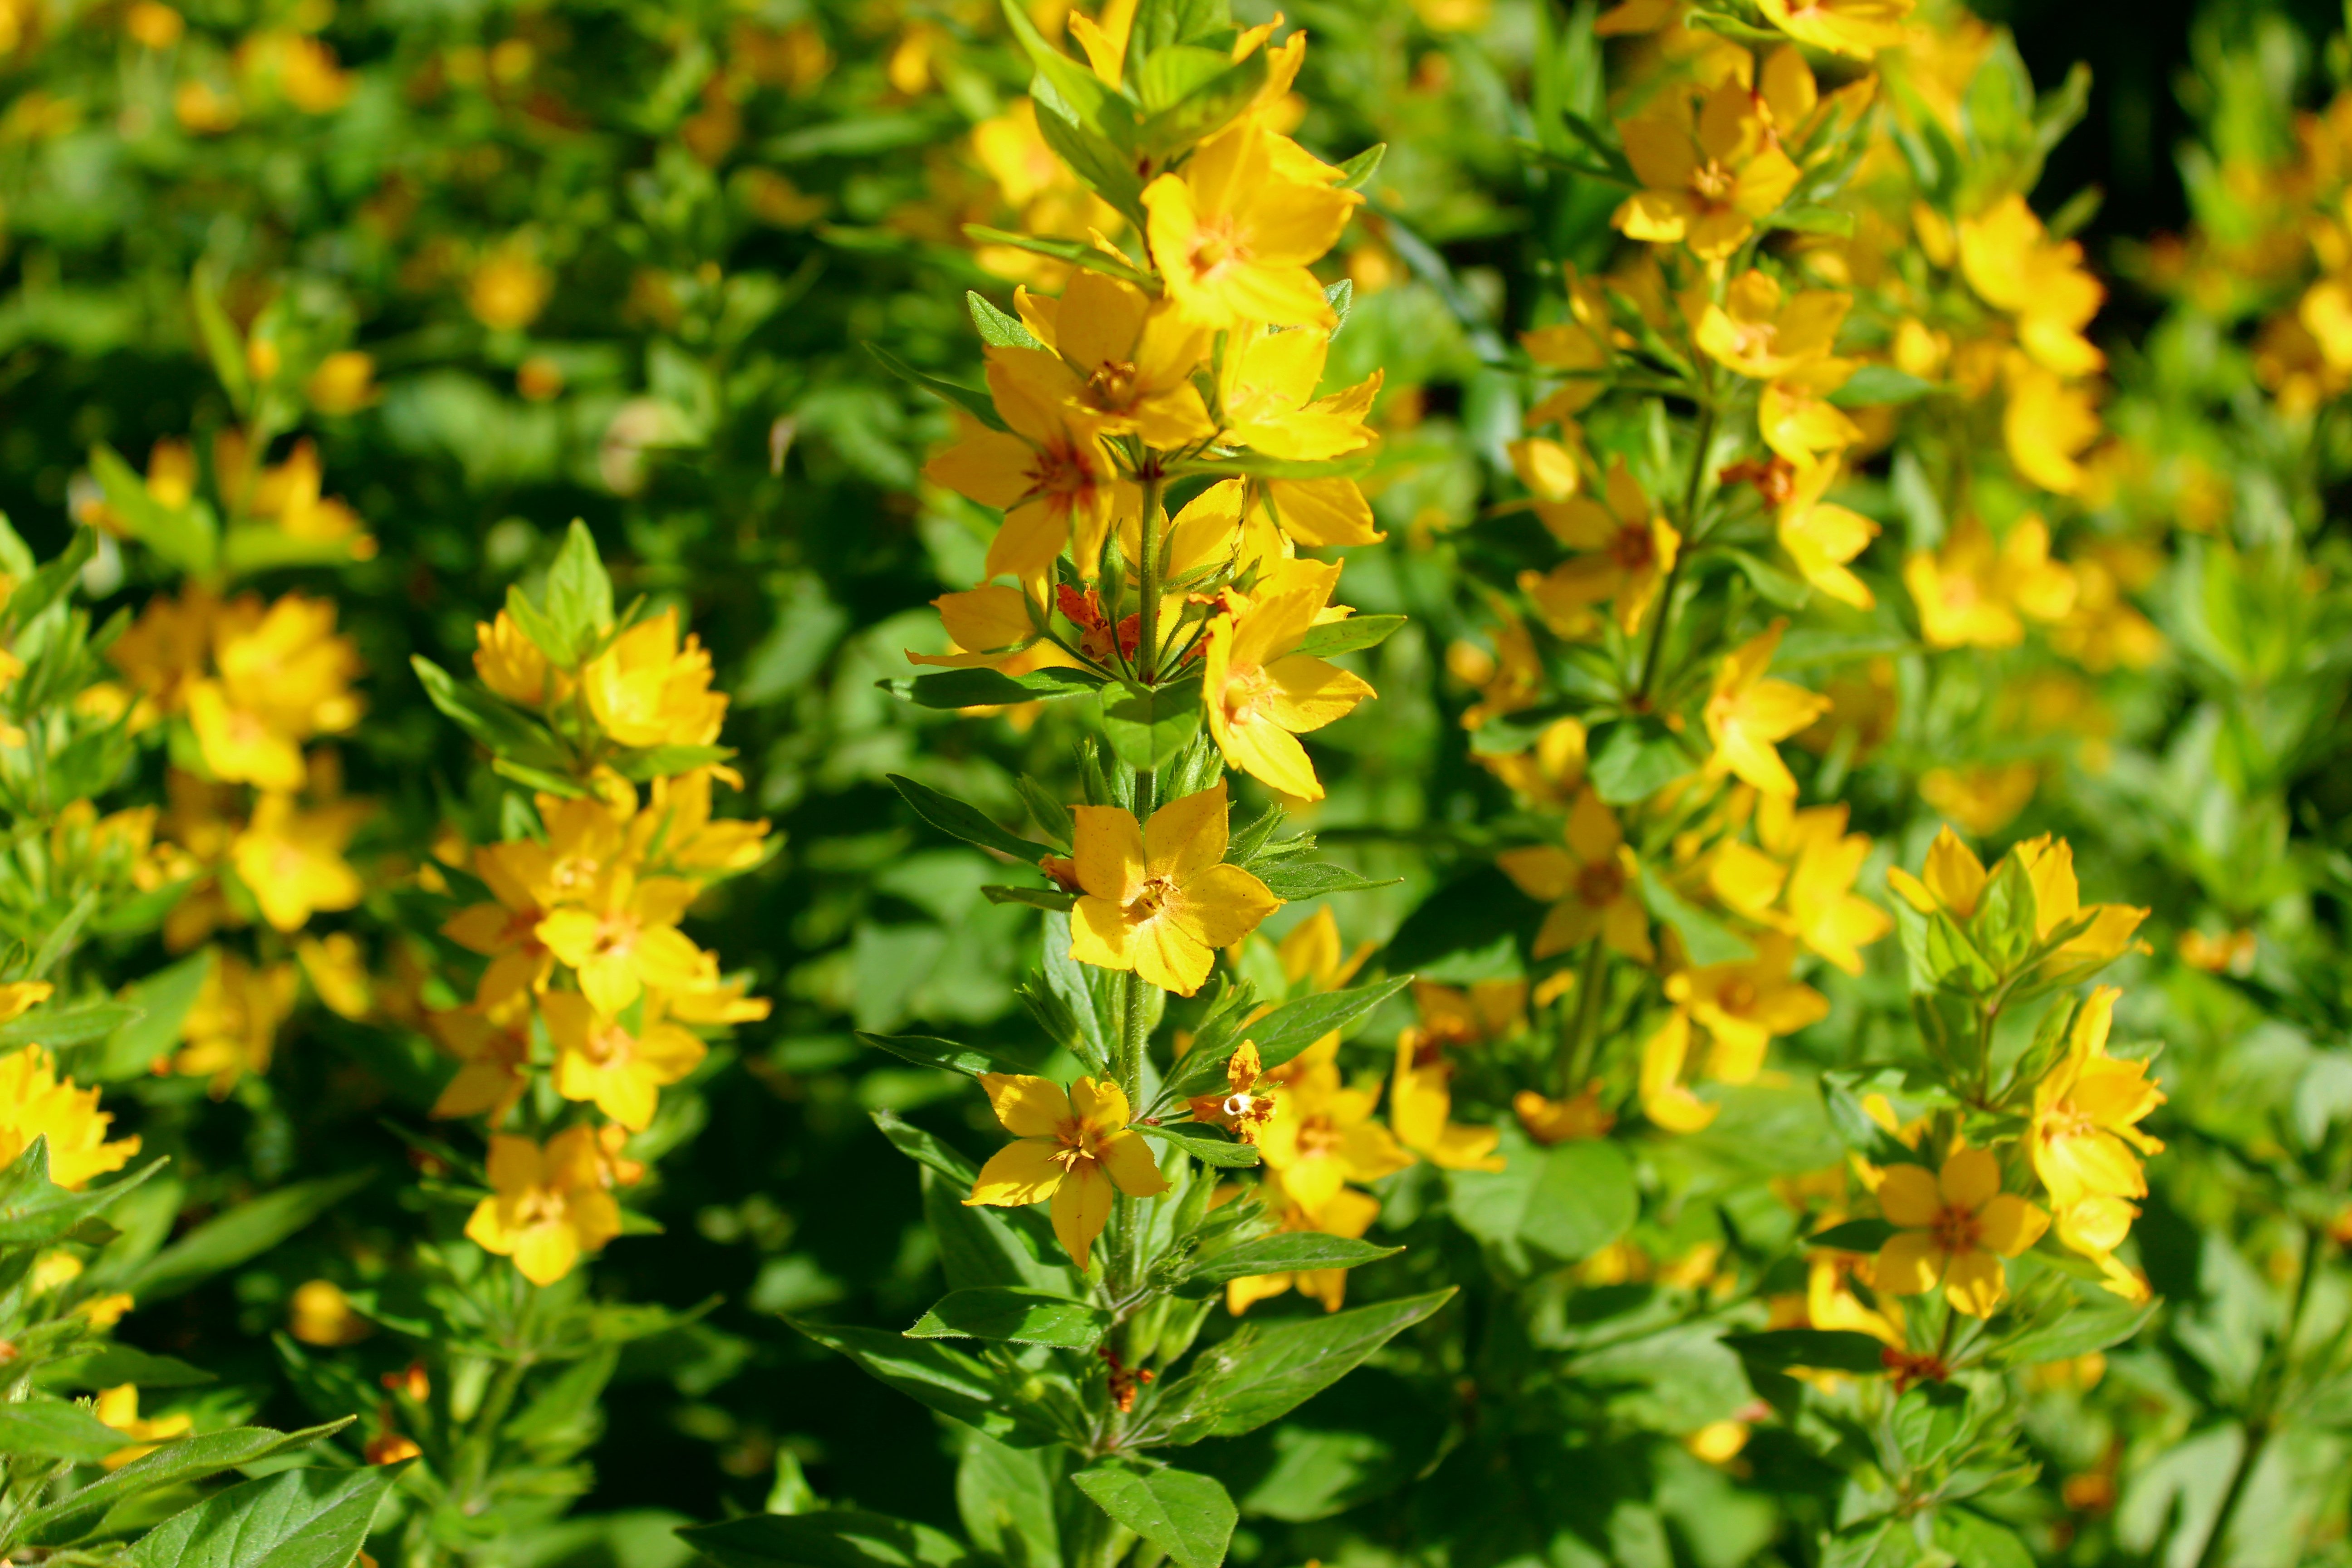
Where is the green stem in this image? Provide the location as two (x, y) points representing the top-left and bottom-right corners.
(1633, 381), (1716, 705)
(1136, 472), (1166, 684)
(2192, 1220), (2328, 1568)
(1558, 938), (1610, 1097)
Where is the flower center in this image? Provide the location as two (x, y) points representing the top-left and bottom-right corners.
(1718, 978), (1759, 1016)
(1691, 162), (1736, 204)
(1296, 1113), (1342, 1157)
(1086, 360), (1141, 410)
(1931, 1203), (1983, 1256)
(1610, 524), (1656, 572)
(1575, 858), (1625, 907)
(1189, 219), (1243, 279)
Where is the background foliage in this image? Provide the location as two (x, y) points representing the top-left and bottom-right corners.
(2, 0), (2352, 1564)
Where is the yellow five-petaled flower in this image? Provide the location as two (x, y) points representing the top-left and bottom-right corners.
(1874, 1147), (2048, 1317)
(966, 1073), (1169, 1269)
(1067, 780), (1280, 996)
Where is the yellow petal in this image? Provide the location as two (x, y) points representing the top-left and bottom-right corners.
(977, 1073), (1072, 1138)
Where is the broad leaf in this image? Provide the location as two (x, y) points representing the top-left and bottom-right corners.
(1133, 1123), (1260, 1168)
(1071, 1462), (1235, 1568)
(127, 1464), (398, 1568)
(1100, 679), (1203, 771)
(907, 1287), (1111, 1349)
(1444, 1136), (1633, 1271)
(887, 775), (1048, 865)
(38, 1346), (214, 1391)
(681, 1510), (979, 1568)
(127, 1170), (372, 1303)
(1291, 615), (1406, 660)
(1145, 1289), (1453, 1445)
(1249, 975), (1413, 1071)
(544, 518), (615, 659)
(1722, 1329), (1891, 1375)
(17, 1420), (353, 1548)
(856, 1032), (1037, 1079)
(0, 1396), (141, 1462)
(1253, 862), (1401, 901)
(1179, 1234), (1401, 1290)
(785, 1319), (1063, 1448)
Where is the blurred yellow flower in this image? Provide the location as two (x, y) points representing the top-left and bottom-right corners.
(1067, 781), (1279, 996)
(97, 1385), (191, 1469)
(1497, 787), (1653, 962)
(466, 1126), (623, 1285)
(172, 953), (296, 1097)
(1705, 622), (1828, 797)
(544, 990), (705, 1132)
(230, 794), (366, 932)
(0, 1044), (139, 1188)
(1873, 1147), (2046, 1316)
(1204, 561), (1375, 803)
(1614, 80), (1799, 260)
(583, 608), (727, 748)
(1144, 118), (1357, 331)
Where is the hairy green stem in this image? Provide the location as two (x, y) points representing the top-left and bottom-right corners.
(1136, 472), (1166, 684)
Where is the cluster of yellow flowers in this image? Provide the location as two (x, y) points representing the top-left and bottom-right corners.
(439, 581), (769, 1286)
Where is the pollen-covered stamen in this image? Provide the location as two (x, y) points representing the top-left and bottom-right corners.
(1690, 161), (1737, 205)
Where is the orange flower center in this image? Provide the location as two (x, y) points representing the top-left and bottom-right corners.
(1086, 359), (1141, 411)
(1610, 523), (1656, 572)
(1295, 1113), (1342, 1158)
(515, 1186), (567, 1228)
(1575, 857), (1625, 907)
(1187, 218), (1244, 280)
(1930, 1202), (1984, 1257)
(1716, 978), (1759, 1017)
(583, 1024), (630, 1066)
(1690, 161), (1736, 205)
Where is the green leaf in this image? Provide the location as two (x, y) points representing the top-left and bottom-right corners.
(1291, 614), (1405, 660)
(544, 519), (615, 659)
(127, 1463), (398, 1568)
(872, 1109), (981, 1186)
(1384, 866), (1529, 983)
(882, 668), (1106, 707)
(0, 1141), (167, 1248)
(907, 1287), (1112, 1349)
(189, 261), (251, 414)
(855, 1031), (1037, 1079)
(17, 1420), (354, 1548)
(887, 775), (1048, 865)
(1829, 364), (1936, 407)
(1248, 974), (1413, 1071)
(1636, 865), (1752, 967)
(0, 1000), (141, 1049)
(1133, 1122), (1260, 1168)
(1146, 1289), (1453, 1445)
(1444, 1137), (1633, 1270)
(411, 656), (569, 767)
(1726, 547), (1811, 610)
(0, 1396), (144, 1462)
(1100, 679), (1203, 771)
(1335, 142), (1386, 192)
(866, 342), (1007, 432)
(1070, 1463), (1235, 1568)
(218, 527), (367, 574)
(1253, 862), (1400, 901)
(1764, 205), (1857, 237)
(1808, 1218), (1898, 1252)
(967, 290), (1044, 349)
(962, 228), (1157, 291)
(94, 948), (214, 1080)
(956, 1427), (1060, 1568)
(1722, 1328), (1891, 1375)
(1134, 49), (1267, 156)
(39, 1346), (216, 1391)
(1988, 1284), (2157, 1371)
(1588, 720), (1691, 804)
(1179, 1234), (1401, 1290)
(612, 743), (736, 782)
(681, 1510), (979, 1568)
(981, 884), (1078, 913)
(4, 526), (95, 629)
(127, 1170), (372, 1304)
(784, 1319), (1062, 1448)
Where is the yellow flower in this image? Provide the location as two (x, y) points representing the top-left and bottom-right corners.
(0, 980), (53, 1024)
(536, 868), (710, 1017)
(1694, 271), (1850, 380)
(2015, 835), (2148, 974)
(1910, 514), (2079, 649)
(1873, 1147), (2048, 1317)
(2003, 360), (2102, 496)
(1638, 1010), (1717, 1132)
(1218, 324), (1381, 460)
(97, 1385), (191, 1469)
(465, 1125), (624, 1286)
(1186, 1039), (1278, 1145)
(631, 768), (771, 876)
(1258, 1058), (1415, 1215)
(1763, 801), (1891, 975)
(544, 990), (706, 1132)
(467, 244), (553, 331)
(1776, 458), (1878, 609)
(2029, 987), (2164, 1210)
(583, 609), (727, 749)
(172, 954), (296, 1098)
(1665, 932), (1828, 1083)
(965, 1073), (1169, 1269)
(303, 350), (378, 416)
(1957, 195), (2103, 378)
(1614, 79), (1800, 260)
(1496, 787), (1652, 962)
(1390, 1034), (1505, 1171)
(0, 1045), (139, 1189)
(1247, 474), (1384, 549)
(1885, 825), (1989, 919)
(426, 1004), (531, 1123)
(1514, 1083), (1615, 1142)
(441, 842), (554, 1013)
(1520, 459), (1681, 637)
(296, 933), (372, 1020)
(909, 583), (1047, 671)
(925, 350), (1129, 581)
(190, 593), (363, 790)
(1066, 780), (1280, 996)
(476, 609), (569, 708)
(1704, 622), (1828, 797)
(1226, 1183), (1382, 1315)
(1203, 562), (1375, 803)
(1759, 362), (1864, 464)
(1143, 118), (1360, 331)
(288, 1279), (372, 1347)
(1918, 763), (2038, 836)
(1018, 272), (1214, 446)
(1755, 0), (1911, 58)
(230, 794), (367, 932)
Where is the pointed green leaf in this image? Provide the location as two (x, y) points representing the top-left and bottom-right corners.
(1144, 1289), (1454, 1444)
(908, 1287), (1111, 1349)
(17, 1420), (354, 1548)
(886, 775), (1048, 865)
(127, 1463), (399, 1568)
(1070, 1462), (1235, 1568)
(1133, 1122), (1259, 1168)
(1179, 1233), (1401, 1290)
